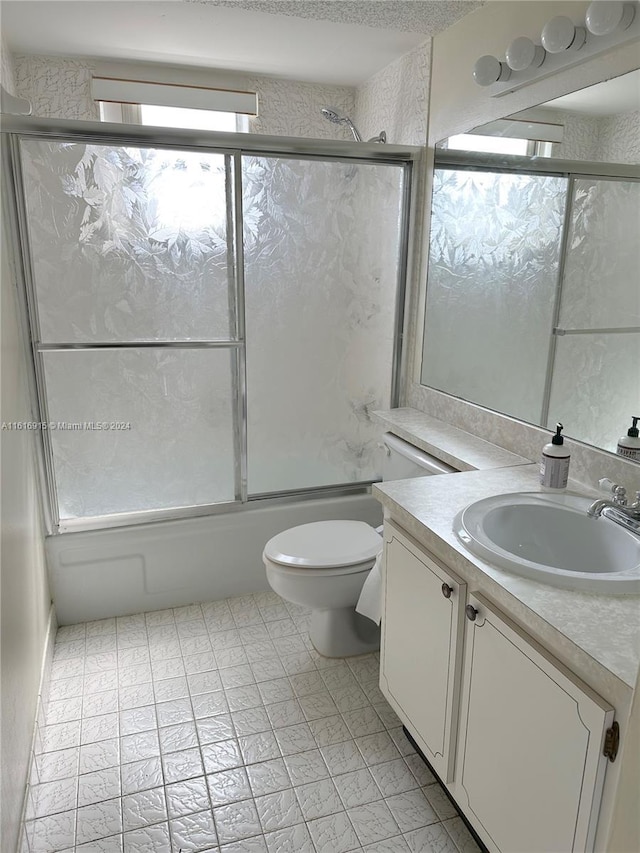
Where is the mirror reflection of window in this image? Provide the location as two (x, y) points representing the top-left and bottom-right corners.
(422, 71), (640, 458)
(444, 133), (530, 156)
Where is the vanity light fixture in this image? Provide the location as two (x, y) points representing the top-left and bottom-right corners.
(505, 37), (546, 71)
(585, 1), (636, 35)
(473, 55), (511, 87)
(472, 2), (640, 95)
(540, 16), (587, 53)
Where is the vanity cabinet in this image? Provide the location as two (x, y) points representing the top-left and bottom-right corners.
(380, 520), (466, 781)
(380, 522), (616, 853)
(455, 593), (614, 853)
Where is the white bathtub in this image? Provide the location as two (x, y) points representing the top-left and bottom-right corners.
(46, 493), (382, 625)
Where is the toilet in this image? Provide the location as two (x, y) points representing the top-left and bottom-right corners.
(263, 433), (457, 657)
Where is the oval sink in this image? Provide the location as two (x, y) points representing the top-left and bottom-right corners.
(454, 492), (640, 594)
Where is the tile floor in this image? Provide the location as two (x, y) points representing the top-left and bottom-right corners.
(23, 592), (482, 853)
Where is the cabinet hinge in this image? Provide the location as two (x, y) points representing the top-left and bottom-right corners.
(603, 721), (619, 762)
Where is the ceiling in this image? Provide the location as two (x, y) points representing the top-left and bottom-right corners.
(0, 0), (480, 86)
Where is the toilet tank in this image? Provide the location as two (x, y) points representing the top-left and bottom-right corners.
(381, 432), (457, 480)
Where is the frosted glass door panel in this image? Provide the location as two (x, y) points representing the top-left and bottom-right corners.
(20, 140), (234, 342)
(243, 156), (404, 493)
(421, 169), (567, 425)
(547, 333), (640, 453)
(558, 179), (640, 329)
(43, 349), (237, 519)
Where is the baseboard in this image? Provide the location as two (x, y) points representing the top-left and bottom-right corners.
(17, 603), (57, 852)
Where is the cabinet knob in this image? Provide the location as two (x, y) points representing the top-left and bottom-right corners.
(465, 604), (478, 622)
(441, 583), (453, 599)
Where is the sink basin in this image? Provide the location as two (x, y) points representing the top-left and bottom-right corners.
(454, 491), (640, 594)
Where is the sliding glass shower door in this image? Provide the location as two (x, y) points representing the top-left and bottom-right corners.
(18, 139), (241, 524)
(9, 130), (410, 531)
(242, 155), (404, 494)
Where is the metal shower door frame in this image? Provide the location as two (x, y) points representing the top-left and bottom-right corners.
(1, 115), (417, 534)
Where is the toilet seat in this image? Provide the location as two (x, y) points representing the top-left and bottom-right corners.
(264, 520), (382, 570)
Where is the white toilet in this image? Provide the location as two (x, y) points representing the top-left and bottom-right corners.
(263, 433), (457, 658)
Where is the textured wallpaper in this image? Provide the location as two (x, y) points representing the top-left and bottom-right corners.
(12, 53), (357, 140)
(245, 76), (354, 140)
(1, 37), (17, 95)
(14, 55), (99, 121)
(596, 110), (640, 165)
(549, 108), (640, 166)
(355, 39), (430, 147)
(551, 111), (600, 162)
(10, 46), (436, 146)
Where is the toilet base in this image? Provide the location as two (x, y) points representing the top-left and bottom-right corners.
(310, 606), (380, 658)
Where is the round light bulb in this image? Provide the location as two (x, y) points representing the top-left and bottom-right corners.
(472, 55), (511, 86)
(585, 1), (635, 35)
(505, 36), (546, 71)
(541, 16), (586, 53)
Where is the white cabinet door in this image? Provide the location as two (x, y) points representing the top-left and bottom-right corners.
(455, 593), (614, 853)
(380, 521), (466, 781)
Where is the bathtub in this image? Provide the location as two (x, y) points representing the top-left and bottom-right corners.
(45, 493), (382, 625)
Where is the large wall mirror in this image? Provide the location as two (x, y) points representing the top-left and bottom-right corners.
(421, 69), (640, 459)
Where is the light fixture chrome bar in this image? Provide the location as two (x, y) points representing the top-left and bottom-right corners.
(540, 176), (575, 428)
(554, 326), (640, 336)
(232, 152), (248, 503)
(35, 341), (244, 351)
(1, 115), (418, 162)
(435, 149), (640, 180)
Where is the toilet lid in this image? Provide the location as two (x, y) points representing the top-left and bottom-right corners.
(264, 521), (382, 569)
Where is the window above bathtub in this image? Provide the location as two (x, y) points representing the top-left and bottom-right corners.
(93, 76), (256, 133)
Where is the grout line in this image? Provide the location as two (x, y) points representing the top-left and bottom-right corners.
(24, 592), (475, 853)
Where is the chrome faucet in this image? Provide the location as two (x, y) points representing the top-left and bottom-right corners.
(587, 484), (640, 533)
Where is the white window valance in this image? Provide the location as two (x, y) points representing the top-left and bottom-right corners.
(91, 77), (258, 115)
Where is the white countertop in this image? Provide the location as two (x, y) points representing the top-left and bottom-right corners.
(370, 407), (639, 703)
(374, 464), (640, 700)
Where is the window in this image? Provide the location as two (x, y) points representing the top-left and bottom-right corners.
(99, 102), (249, 132)
(445, 133), (530, 156)
(93, 77), (256, 132)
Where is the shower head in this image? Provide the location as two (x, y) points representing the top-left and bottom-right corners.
(320, 107), (346, 124)
(320, 106), (363, 142)
(320, 107), (386, 144)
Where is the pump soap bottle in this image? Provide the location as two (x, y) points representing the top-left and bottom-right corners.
(617, 417), (640, 461)
(540, 423), (570, 489)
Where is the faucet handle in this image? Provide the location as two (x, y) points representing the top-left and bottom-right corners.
(612, 485), (627, 506)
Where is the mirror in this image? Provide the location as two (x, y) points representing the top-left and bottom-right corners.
(421, 70), (640, 459)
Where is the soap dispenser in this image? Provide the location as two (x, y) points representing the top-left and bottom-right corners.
(617, 417), (640, 461)
(540, 423), (570, 489)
